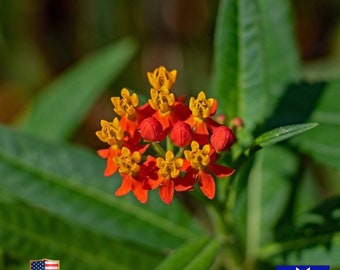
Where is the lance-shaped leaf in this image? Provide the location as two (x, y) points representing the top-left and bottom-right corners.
(0, 200), (164, 269)
(214, 0), (266, 133)
(254, 123), (318, 149)
(234, 123), (318, 167)
(17, 37), (136, 141)
(213, 0), (299, 134)
(257, 0), (300, 108)
(155, 236), (223, 270)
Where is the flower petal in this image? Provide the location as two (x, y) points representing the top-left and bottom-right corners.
(97, 147), (120, 176)
(173, 101), (191, 121)
(104, 158), (118, 177)
(208, 163), (235, 178)
(194, 122), (209, 145)
(159, 180), (175, 205)
(120, 116), (139, 137)
(132, 181), (148, 203)
(97, 148), (110, 158)
(115, 176), (132, 196)
(175, 169), (196, 192)
(198, 171), (215, 199)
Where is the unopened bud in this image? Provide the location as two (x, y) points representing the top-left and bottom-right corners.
(210, 126), (235, 151)
(139, 117), (163, 141)
(231, 117), (244, 130)
(170, 121), (193, 147)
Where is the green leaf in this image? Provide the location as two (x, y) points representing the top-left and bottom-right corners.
(234, 123), (317, 167)
(16, 37), (137, 141)
(254, 123), (318, 149)
(233, 147), (298, 262)
(155, 237), (209, 270)
(214, 0), (266, 133)
(155, 236), (223, 270)
(273, 240), (340, 267)
(0, 124), (202, 254)
(293, 79), (340, 168)
(0, 200), (164, 270)
(265, 81), (326, 130)
(262, 235), (340, 267)
(213, 0), (299, 134)
(260, 196), (340, 267)
(257, 0), (300, 108)
(256, 147), (298, 246)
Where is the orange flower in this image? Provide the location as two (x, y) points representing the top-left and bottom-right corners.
(148, 86), (191, 130)
(95, 117), (149, 176)
(111, 88), (154, 137)
(113, 147), (148, 203)
(154, 151), (184, 205)
(184, 141), (234, 199)
(186, 91), (220, 145)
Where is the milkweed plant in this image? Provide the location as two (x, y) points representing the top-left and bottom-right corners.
(1, 0), (340, 269)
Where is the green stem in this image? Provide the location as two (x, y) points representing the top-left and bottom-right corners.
(244, 153), (263, 269)
(207, 203), (243, 269)
(166, 135), (173, 152)
(175, 147), (184, 159)
(151, 142), (165, 157)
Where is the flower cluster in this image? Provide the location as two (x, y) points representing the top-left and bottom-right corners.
(96, 66), (235, 204)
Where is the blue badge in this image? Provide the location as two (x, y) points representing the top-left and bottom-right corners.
(276, 266), (330, 270)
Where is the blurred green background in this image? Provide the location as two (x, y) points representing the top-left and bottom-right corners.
(0, 0), (218, 144)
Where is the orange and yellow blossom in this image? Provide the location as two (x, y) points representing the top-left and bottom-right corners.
(95, 116), (148, 176)
(154, 151), (185, 205)
(95, 118), (124, 176)
(184, 141), (234, 199)
(111, 88), (154, 137)
(112, 147), (149, 203)
(148, 85), (190, 130)
(186, 91), (221, 145)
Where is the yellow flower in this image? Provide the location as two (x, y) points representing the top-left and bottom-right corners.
(184, 141), (210, 170)
(111, 88), (139, 119)
(113, 147), (141, 176)
(189, 91), (216, 121)
(95, 117), (124, 146)
(147, 66), (177, 90)
(148, 86), (175, 114)
(156, 151), (183, 179)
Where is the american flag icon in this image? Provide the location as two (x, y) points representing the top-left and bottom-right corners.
(30, 258), (60, 270)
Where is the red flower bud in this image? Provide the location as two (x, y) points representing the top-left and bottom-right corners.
(215, 114), (226, 125)
(170, 121), (193, 147)
(140, 117), (163, 141)
(210, 126), (235, 151)
(231, 117), (244, 130)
